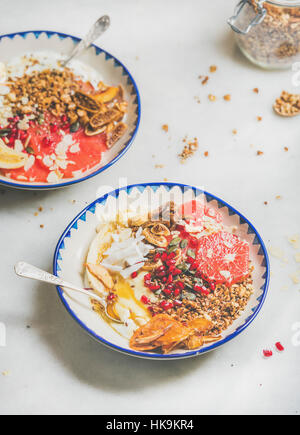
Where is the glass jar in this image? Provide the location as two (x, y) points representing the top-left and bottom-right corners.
(228, 0), (300, 69)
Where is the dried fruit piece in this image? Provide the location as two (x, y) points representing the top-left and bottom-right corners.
(275, 342), (285, 352)
(107, 122), (128, 149)
(94, 86), (120, 104)
(197, 231), (250, 285)
(74, 91), (100, 113)
(263, 349), (273, 358)
(86, 263), (114, 289)
(90, 109), (121, 130)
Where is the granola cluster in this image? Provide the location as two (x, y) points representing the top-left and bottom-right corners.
(4, 68), (128, 148)
(273, 90), (300, 116)
(235, 1), (300, 68)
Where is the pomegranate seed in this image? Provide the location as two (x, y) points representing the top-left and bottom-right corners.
(174, 300), (183, 307)
(162, 277), (167, 283)
(107, 293), (116, 301)
(144, 273), (151, 281)
(194, 285), (210, 295)
(168, 252), (176, 260)
(166, 283), (174, 290)
(8, 137), (15, 146)
(167, 274), (173, 284)
(154, 253), (161, 262)
(166, 259), (176, 267)
(50, 124), (59, 133)
(161, 252), (168, 262)
(187, 257), (195, 264)
(157, 271), (166, 277)
(149, 284), (160, 291)
(190, 262), (198, 271)
(8, 117), (14, 123)
(210, 282), (216, 291)
(174, 288), (181, 297)
(163, 288), (172, 296)
(275, 342), (284, 352)
(172, 269), (181, 276)
(43, 137), (52, 147)
(61, 114), (68, 123)
(157, 265), (166, 272)
(131, 271), (137, 279)
(263, 350), (273, 358)
(160, 301), (174, 311)
(176, 281), (185, 290)
(141, 295), (150, 305)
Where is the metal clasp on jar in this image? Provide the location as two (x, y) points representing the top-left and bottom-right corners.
(228, 0), (267, 35)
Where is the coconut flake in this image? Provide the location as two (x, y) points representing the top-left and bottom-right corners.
(24, 155), (35, 172)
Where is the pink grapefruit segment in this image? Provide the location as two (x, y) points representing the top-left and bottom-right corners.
(196, 231), (250, 285)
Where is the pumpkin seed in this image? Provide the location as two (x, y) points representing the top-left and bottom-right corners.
(26, 146), (35, 155)
(187, 249), (196, 259)
(177, 263), (189, 273)
(180, 239), (188, 249)
(185, 292), (196, 301)
(168, 245), (178, 254)
(0, 128), (12, 137)
(70, 121), (80, 133)
(169, 237), (181, 247)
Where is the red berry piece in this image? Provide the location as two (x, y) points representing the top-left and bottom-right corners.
(275, 342), (284, 352)
(141, 295), (150, 305)
(263, 350), (273, 358)
(131, 271), (137, 279)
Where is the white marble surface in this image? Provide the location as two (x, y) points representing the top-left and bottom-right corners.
(0, 0), (299, 416)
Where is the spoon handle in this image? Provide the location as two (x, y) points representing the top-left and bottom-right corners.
(62, 15), (110, 66)
(14, 261), (106, 305)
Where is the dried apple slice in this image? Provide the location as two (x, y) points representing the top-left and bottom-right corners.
(86, 263), (114, 289)
(0, 139), (28, 169)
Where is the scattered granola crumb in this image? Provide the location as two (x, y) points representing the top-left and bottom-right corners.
(264, 201), (268, 205)
(253, 88), (259, 94)
(257, 116), (262, 121)
(204, 151), (209, 157)
(163, 178), (168, 182)
(40, 224), (44, 229)
(224, 94), (231, 101)
(275, 195), (282, 200)
(202, 76), (209, 85)
(257, 150), (264, 156)
(232, 129), (238, 135)
(179, 137), (199, 163)
(284, 147), (289, 152)
(34, 212), (38, 217)
(194, 96), (201, 104)
(2, 371), (10, 377)
(290, 272), (300, 284)
(162, 124), (169, 133)
(288, 234), (299, 250)
(210, 65), (217, 73)
(155, 164), (164, 169)
(38, 207), (43, 212)
(208, 94), (216, 102)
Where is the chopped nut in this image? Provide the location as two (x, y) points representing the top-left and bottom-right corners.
(208, 94), (216, 102)
(179, 137), (199, 163)
(162, 124), (169, 133)
(224, 95), (231, 101)
(210, 65), (217, 73)
(257, 150), (264, 156)
(253, 88), (259, 94)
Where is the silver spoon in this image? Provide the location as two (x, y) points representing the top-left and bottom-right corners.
(14, 261), (123, 324)
(61, 15), (111, 67)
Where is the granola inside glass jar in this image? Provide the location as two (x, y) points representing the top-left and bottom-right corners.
(228, 0), (300, 69)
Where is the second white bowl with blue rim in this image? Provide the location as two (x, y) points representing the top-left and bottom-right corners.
(0, 30), (140, 190)
(53, 183), (270, 360)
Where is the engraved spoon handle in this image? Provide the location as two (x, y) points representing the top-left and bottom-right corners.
(62, 15), (110, 66)
(14, 261), (106, 305)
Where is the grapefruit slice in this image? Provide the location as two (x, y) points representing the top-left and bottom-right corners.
(178, 200), (223, 233)
(196, 231), (250, 285)
(0, 139), (28, 169)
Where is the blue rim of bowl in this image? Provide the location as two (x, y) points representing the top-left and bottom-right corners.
(0, 30), (141, 190)
(53, 182), (270, 360)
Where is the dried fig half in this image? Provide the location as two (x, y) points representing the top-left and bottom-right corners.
(74, 91), (101, 113)
(90, 109), (121, 130)
(107, 122), (128, 149)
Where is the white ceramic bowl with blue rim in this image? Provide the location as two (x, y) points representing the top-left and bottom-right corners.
(0, 31), (140, 190)
(53, 183), (270, 360)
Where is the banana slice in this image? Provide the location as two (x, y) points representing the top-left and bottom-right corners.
(0, 62), (7, 83)
(0, 139), (28, 169)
